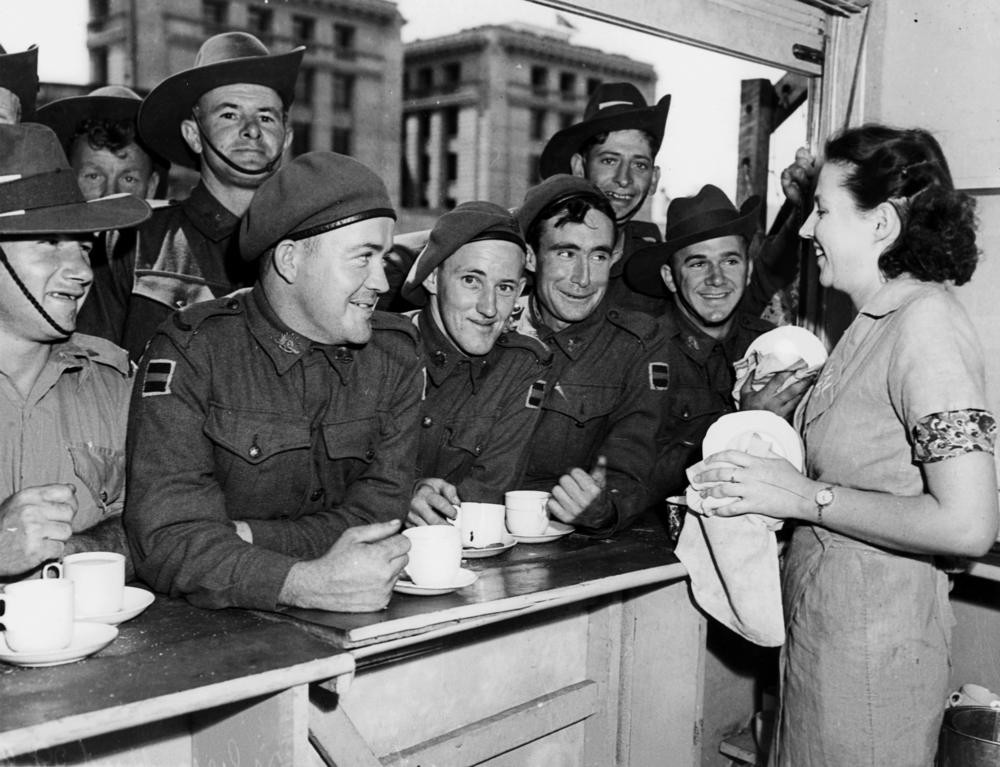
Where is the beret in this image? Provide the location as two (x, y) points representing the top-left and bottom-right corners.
(240, 151), (395, 261)
(515, 174), (610, 235)
(401, 201), (524, 305)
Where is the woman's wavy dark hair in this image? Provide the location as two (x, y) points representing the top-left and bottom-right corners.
(824, 124), (979, 285)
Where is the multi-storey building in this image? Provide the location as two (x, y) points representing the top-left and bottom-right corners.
(401, 22), (656, 213)
(85, 0), (403, 201)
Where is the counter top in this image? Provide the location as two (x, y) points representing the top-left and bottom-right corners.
(278, 514), (684, 654)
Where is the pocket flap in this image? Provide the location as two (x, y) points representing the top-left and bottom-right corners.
(205, 406), (311, 464)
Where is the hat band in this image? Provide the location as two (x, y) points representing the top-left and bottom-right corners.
(468, 228), (525, 250)
(0, 169), (83, 215)
(288, 208), (397, 242)
(665, 208), (747, 243)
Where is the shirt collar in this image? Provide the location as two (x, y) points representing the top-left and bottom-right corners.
(666, 301), (743, 364)
(524, 294), (603, 360)
(181, 181), (242, 243)
(858, 275), (929, 319)
(418, 307), (491, 389)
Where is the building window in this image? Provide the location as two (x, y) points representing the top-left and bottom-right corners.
(292, 15), (315, 43)
(446, 152), (458, 182)
(90, 46), (109, 85)
(531, 66), (547, 96)
(292, 122), (310, 156)
(247, 6), (272, 38)
(202, 0), (228, 30)
(416, 67), (433, 95)
(332, 128), (352, 155)
(442, 62), (461, 92)
(586, 77), (602, 96)
(444, 107), (459, 138)
(334, 23), (356, 59)
(332, 73), (355, 111)
(296, 66), (315, 106)
(559, 72), (576, 100)
(530, 109), (546, 140)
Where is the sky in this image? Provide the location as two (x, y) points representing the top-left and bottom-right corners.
(2, 0), (806, 221)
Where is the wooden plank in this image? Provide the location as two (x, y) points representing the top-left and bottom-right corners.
(309, 703), (382, 767)
(584, 600), (622, 767)
(773, 72), (809, 129)
(737, 78), (775, 220)
(191, 687), (302, 766)
(382, 681), (598, 767)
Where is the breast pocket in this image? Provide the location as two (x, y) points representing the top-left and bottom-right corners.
(446, 415), (496, 459)
(67, 443), (125, 519)
(322, 416), (380, 465)
(659, 387), (732, 448)
(536, 382), (619, 470)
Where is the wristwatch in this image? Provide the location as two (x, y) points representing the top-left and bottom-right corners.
(814, 485), (835, 525)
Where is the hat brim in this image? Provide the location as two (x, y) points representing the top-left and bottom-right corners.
(0, 193), (151, 235)
(538, 94), (671, 179)
(137, 47), (304, 168)
(35, 96), (141, 153)
(0, 46), (39, 119)
(624, 195), (761, 298)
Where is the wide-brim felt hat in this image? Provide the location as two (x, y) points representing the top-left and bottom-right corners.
(625, 184), (760, 298)
(539, 81), (671, 179)
(0, 123), (151, 235)
(0, 44), (39, 120)
(138, 32), (304, 168)
(401, 201), (525, 306)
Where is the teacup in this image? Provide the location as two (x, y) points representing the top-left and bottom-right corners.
(403, 525), (462, 587)
(0, 578), (75, 653)
(44, 551), (125, 618)
(505, 490), (551, 536)
(456, 502), (506, 548)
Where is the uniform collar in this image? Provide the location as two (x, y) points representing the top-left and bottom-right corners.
(524, 294), (604, 360)
(418, 307), (492, 390)
(665, 301), (744, 364)
(182, 181), (242, 243)
(246, 287), (354, 382)
(858, 275), (930, 319)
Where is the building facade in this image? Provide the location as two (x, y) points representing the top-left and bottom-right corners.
(401, 23), (656, 214)
(85, 0), (403, 201)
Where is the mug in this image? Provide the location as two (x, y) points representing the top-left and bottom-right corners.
(456, 502), (506, 548)
(44, 551), (126, 618)
(403, 525), (462, 587)
(0, 578), (75, 653)
(505, 490), (550, 536)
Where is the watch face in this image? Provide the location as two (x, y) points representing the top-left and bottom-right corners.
(816, 487), (834, 506)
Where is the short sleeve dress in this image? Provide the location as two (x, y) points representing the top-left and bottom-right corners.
(771, 276), (996, 767)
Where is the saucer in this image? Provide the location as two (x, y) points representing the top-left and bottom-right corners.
(462, 534), (517, 559)
(79, 586), (155, 625)
(745, 326), (828, 368)
(512, 520), (574, 544)
(701, 411), (804, 470)
(394, 567), (478, 596)
(0, 622), (118, 667)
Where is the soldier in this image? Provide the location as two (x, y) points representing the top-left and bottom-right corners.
(400, 202), (551, 525)
(0, 124), (150, 577)
(0, 43), (38, 124)
(624, 185), (814, 500)
(513, 175), (668, 535)
(125, 152), (422, 612)
(77, 32), (302, 360)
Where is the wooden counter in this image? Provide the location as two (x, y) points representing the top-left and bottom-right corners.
(281, 514), (704, 767)
(0, 597), (353, 765)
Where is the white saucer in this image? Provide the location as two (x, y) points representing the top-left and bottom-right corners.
(394, 567), (478, 596)
(0, 622), (118, 667)
(702, 411), (804, 470)
(462, 534), (517, 559)
(79, 586), (155, 625)
(512, 520), (574, 544)
(745, 326), (828, 368)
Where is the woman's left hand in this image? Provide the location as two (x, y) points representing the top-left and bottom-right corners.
(692, 449), (816, 520)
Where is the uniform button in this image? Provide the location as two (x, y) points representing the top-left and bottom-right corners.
(226, 298), (239, 310)
(100, 491), (108, 503)
(248, 445), (261, 459)
(421, 416), (433, 428)
(609, 310), (619, 319)
(174, 298), (187, 308)
(474, 444), (483, 455)
(310, 489), (323, 501)
(433, 351), (446, 366)
(365, 448), (376, 460)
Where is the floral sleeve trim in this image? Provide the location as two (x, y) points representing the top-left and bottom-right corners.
(911, 409), (997, 463)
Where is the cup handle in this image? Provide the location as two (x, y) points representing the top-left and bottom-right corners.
(41, 562), (63, 579)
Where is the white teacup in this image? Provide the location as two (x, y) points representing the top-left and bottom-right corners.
(0, 578), (75, 653)
(44, 552), (125, 618)
(456, 502), (507, 548)
(403, 525), (462, 587)
(505, 490), (551, 536)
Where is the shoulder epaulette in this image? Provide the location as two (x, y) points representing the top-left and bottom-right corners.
(65, 333), (131, 376)
(170, 290), (247, 333)
(741, 313), (777, 334)
(496, 330), (553, 364)
(370, 310), (420, 345)
(627, 219), (663, 245)
(606, 306), (662, 343)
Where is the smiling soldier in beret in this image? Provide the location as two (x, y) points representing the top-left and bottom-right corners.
(125, 152), (423, 613)
(400, 202), (551, 526)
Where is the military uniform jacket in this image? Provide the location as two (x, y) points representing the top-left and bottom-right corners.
(649, 302), (774, 501)
(77, 182), (255, 361)
(516, 298), (668, 535)
(125, 287), (423, 611)
(606, 219), (664, 316)
(413, 308), (551, 503)
(0, 334), (132, 536)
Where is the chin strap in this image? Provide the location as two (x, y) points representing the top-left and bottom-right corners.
(193, 113), (283, 177)
(0, 243), (73, 337)
(613, 186), (651, 228)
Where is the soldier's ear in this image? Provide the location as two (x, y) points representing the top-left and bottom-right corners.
(569, 153), (587, 178)
(660, 263), (678, 295)
(180, 119), (202, 156)
(271, 239), (299, 284)
(525, 245), (538, 273)
(422, 267), (439, 296)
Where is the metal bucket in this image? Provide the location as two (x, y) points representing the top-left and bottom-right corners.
(938, 707), (1000, 766)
